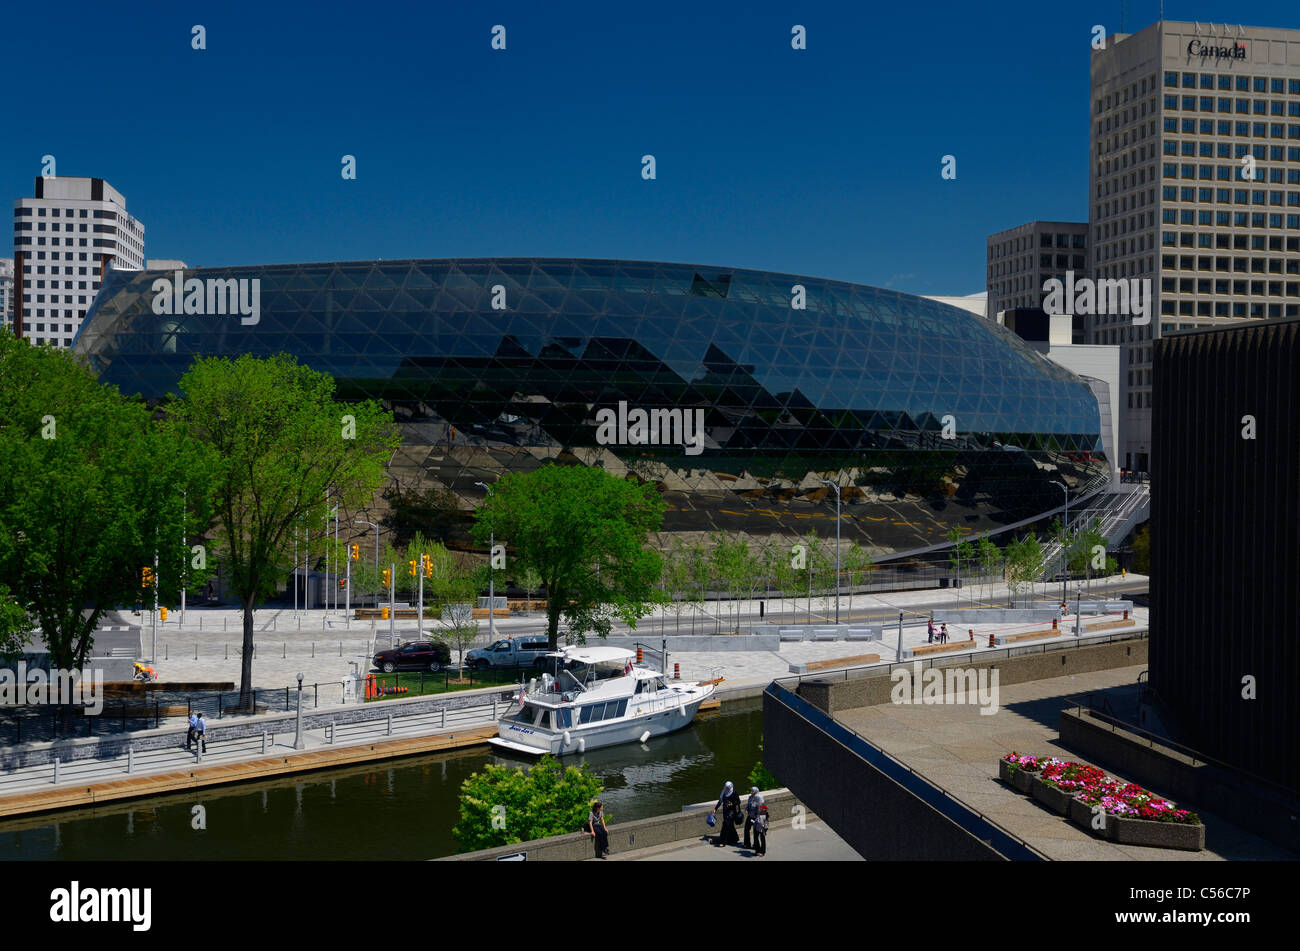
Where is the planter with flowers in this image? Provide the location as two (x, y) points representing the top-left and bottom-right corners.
(999, 753), (1204, 851)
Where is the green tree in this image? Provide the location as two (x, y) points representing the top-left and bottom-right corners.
(471, 464), (665, 650)
(1067, 519), (1108, 587)
(660, 541), (693, 634)
(0, 584), (33, 661)
(0, 331), (214, 668)
(842, 541), (873, 619)
(976, 536), (1002, 604)
(453, 754), (604, 851)
(171, 353), (400, 710)
(1132, 524), (1150, 574)
(1003, 534), (1043, 605)
(518, 565), (543, 609)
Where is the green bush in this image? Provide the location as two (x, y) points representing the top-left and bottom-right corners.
(453, 755), (604, 852)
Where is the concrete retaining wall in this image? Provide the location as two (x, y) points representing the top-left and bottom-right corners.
(604, 635), (780, 652)
(440, 788), (802, 861)
(796, 637), (1149, 717)
(1059, 708), (1300, 854)
(933, 609), (1060, 624)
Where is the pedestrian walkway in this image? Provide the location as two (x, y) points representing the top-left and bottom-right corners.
(612, 817), (862, 861)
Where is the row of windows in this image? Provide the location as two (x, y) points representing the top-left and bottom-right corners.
(30, 280), (93, 289)
(1164, 207), (1300, 228)
(1163, 276), (1300, 292)
(1097, 74), (1159, 114)
(1162, 221), (1300, 245)
(1161, 300), (1299, 317)
(25, 312), (85, 321)
(1161, 244), (1300, 265)
(1164, 96), (1300, 116)
(1037, 233), (1087, 249)
(1163, 144), (1300, 166)
(24, 294), (91, 304)
(1165, 73), (1300, 94)
(1163, 166), (1300, 190)
(1163, 117), (1300, 137)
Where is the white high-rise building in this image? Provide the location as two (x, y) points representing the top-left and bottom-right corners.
(0, 258), (13, 332)
(1089, 21), (1300, 472)
(12, 177), (144, 348)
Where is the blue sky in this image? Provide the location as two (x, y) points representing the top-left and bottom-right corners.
(3, 0), (1297, 294)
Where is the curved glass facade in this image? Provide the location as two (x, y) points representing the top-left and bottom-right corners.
(74, 258), (1108, 558)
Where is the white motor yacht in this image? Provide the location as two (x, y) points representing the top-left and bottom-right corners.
(487, 645), (718, 756)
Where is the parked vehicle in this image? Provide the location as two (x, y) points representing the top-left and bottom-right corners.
(465, 635), (551, 671)
(372, 640), (451, 673)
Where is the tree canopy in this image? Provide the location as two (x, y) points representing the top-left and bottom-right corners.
(471, 464), (665, 649)
(0, 330), (214, 667)
(454, 754), (604, 851)
(169, 353), (400, 707)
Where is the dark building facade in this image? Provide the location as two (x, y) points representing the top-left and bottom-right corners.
(74, 258), (1110, 559)
(1151, 317), (1300, 795)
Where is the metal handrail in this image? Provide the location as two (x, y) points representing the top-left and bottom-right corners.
(1064, 693), (1296, 800)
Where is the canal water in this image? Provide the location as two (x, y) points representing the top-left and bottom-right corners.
(0, 698), (763, 861)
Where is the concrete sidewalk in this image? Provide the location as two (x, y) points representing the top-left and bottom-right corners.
(612, 817), (863, 861)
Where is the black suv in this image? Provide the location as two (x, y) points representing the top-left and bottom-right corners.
(372, 640), (451, 673)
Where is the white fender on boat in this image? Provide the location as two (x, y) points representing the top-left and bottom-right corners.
(577, 737), (585, 753)
(639, 730), (650, 743)
(563, 731), (572, 747)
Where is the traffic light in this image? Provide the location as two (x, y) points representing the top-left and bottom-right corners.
(408, 559), (417, 577)
(351, 544), (359, 562)
(422, 553), (432, 578)
(141, 567), (154, 588)
(338, 578), (346, 589)
(382, 568), (391, 587)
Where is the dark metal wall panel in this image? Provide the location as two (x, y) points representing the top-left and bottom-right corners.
(1152, 318), (1300, 795)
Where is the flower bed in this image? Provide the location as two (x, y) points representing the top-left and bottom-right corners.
(1000, 752), (1204, 851)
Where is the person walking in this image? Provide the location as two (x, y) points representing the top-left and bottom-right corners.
(927, 618), (935, 643)
(940, 623), (949, 644)
(753, 804), (769, 856)
(744, 786), (765, 849)
(711, 781), (741, 847)
(186, 711), (198, 751)
(587, 800), (610, 859)
(194, 712), (206, 753)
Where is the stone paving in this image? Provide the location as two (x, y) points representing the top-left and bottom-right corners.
(833, 664), (1293, 861)
(612, 816), (862, 861)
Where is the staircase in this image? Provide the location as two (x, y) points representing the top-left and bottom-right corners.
(1038, 482), (1150, 579)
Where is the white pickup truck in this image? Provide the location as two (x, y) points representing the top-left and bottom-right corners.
(465, 635), (552, 671)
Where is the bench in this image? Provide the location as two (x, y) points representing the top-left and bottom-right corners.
(907, 639), (976, 658)
(788, 653), (881, 674)
(778, 629), (805, 642)
(1001, 629), (1058, 644)
(355, 608), (423, 620)
(1083, 618), (1136, 633)
(812, 630), (839, 641)
(471, 608), (511, 619)
(845, 628), (880, 642)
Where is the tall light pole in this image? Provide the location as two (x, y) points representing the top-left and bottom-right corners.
(475, 481), (497, 642)
(180, 489), (187, 629)
(293, 672), (305, 749)
(1050, 480), (1069, 603)
(820, 479), (841, 624)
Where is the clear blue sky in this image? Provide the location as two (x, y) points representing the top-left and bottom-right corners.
(3, 0), (1297, 294)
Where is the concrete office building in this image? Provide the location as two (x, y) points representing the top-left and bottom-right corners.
(986, 221), (1089, 325)
(11, 177), (145, 348)
(1089, 20), (1300, 472)
(0, 258), (13, 331)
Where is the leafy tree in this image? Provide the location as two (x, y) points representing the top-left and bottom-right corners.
(453, 754), (604, 851)
(976, 536), (1002, 604)
(660, 541), (693, 633)
(381, 481), (465, 548)
(471, 464), (665, 650)
(0, 331), (214, 668)
(171, 353), (400, 710)
(0, 584), (33, 661)
(1003, 534), (1043, 605)
(1067, 519), (1108, 587)
(842, 541), (873, 619)
(1132, 524), (1150, 574)
(517, 565), (543, 609)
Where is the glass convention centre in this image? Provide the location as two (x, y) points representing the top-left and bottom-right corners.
(73, 258), (1110, 561)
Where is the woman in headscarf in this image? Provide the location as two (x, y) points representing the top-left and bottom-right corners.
(744, 786), (766, 849)
(711, 781), (741, 847)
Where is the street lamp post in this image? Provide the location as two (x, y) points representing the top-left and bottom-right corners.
(475, 481), (496, 642)
(1050, 480), (1069, 604)
(293, 672), (305, 749)
(820, 479), (841, 625)
(1075, 587), (1083, 638)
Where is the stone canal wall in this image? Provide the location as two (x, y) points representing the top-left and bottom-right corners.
(440, 788), (803, 861)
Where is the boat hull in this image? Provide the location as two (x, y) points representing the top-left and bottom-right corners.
(489, 695), (709, 757)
